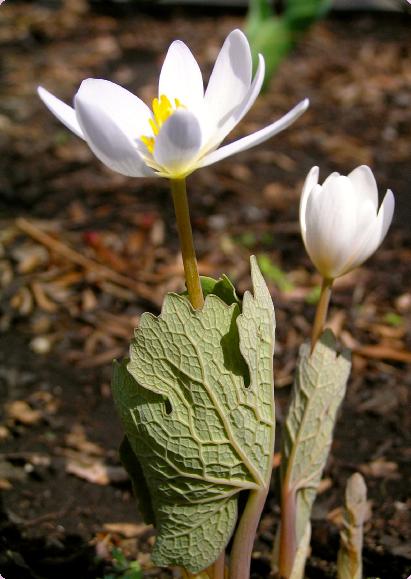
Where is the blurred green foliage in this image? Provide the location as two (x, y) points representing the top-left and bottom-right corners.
(245, 0), (332, 88)
(238, 231), (257, 248)
(100, 548), (143, 579)
(257, 254), (294, 292)
(383, 311), (404, 327)
(305, 285), (321, 305)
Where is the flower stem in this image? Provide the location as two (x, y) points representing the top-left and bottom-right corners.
(310, 277), (333, 353)
(229, 487), (269, 579)
(278, 278), (333, 577)
(170, 178), (204, 310)
(278, 480), (297, 578)
(181, 551), (225, 579)
(208, 552), (225, 579)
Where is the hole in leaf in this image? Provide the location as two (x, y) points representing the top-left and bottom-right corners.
(164, 398), (172, 415)
(243, 366), (251, 388)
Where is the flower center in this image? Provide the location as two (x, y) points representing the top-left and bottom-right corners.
(141, 94), (183, 154)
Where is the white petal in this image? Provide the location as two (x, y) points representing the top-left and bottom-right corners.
(299, 166), (319, 243)
(37, 86), (84, 140)
(345, 188), (395, 273)
(376, 188), (395, 242)
(202, 53), (265, 152)
(348, 165), (378, 208)
(198, 98), (309, 168)
(158, 40), (204, 112)
(203, 29), (252, 141)
(153, 110), (202, 177)
(305, 176), (361, 278)
(74, 79), (154, 177)
(75, 79), (153, 142)
(230, 53), (265, 128)
(321, 171), (340, 188)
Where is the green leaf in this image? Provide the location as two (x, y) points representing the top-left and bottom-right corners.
(285, 0), (332, 31)
(290, 522), (311, 579)
(181, 274), (240, 308)
(112, 257), (275, 573)
(247, 0), (274, 25)
(199, 274), (240, 307)
(112, 547), (128, 569)
(246, 18), (294, 86)
(119, 436), (156, 525)
(337, 473), (367, 579)
(122, 567), (143, 579)
(100, 548), (143, 579)
(103, 547), (143, 579)
(245, 0), (331, 88)
(280, 330), (351, 569)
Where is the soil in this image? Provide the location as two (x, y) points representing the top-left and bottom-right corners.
(0, 2), (410, 578)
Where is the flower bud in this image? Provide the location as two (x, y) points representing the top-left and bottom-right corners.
(300, 165), (394, 280)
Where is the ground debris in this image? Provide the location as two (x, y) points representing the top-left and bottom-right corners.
(65, 451), (128, 486)
(5, 400), (42, 426)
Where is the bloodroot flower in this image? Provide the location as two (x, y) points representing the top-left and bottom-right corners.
(300, 165), (395, 280)
(38, 29), (308, 180)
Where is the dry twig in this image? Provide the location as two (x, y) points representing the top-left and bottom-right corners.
(16, 218), (155, 302)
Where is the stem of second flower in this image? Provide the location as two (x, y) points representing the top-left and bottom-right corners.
(310, 277), (333, 353)
(170, 178), (204, 310)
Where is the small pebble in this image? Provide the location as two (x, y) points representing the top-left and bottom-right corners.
(30, 335), (52, 355)
(0, 425), (10, 441)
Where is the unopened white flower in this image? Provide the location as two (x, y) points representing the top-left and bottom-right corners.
(300, 165), (395, 279)
(38, 29), (308, 180)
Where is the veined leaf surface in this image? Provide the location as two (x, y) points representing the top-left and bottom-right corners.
(112, 257), (275, 572)
(280, 330), (351, 573)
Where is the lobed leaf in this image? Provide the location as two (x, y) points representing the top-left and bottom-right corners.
(290, 522), (311, 579)
(198, 274), (240, 307)
(280, 330), (351, 568)
(112, 257), (275, 572)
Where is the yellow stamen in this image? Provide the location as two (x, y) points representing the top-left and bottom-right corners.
(148, 119), (158, 136)
(140, 94), (185, 154)
(140, 136), (155, 154)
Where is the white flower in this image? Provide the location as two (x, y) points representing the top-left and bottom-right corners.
(300, 165), (395, 279)
(38, 29), (308, 180)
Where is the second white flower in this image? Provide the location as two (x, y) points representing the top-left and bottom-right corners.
(300, 165), (395, 279)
